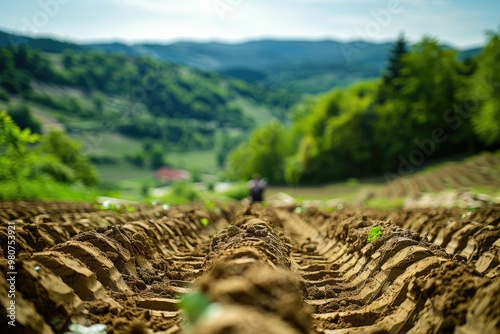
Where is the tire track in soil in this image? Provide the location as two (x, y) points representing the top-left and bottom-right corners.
(0, 202), (499, 333)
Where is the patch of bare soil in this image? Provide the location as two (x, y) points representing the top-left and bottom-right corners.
(0, 202), (498, 333)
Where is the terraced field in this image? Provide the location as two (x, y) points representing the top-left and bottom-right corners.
(383, 152), (500, 198)
(1, 201), (499, 333)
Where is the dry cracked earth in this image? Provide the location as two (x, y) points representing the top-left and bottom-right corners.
(1, 201), (499, 333)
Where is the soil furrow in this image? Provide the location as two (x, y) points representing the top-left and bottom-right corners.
(0, 202), (499, 333)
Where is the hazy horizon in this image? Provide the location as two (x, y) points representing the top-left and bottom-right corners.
(0, 26), (489, 51)
(0, 0), (498, 49)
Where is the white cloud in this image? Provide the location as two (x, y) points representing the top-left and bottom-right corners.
(0, 0), (497, 47)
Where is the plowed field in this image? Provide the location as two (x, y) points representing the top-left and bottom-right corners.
(1, 201), (499, 333)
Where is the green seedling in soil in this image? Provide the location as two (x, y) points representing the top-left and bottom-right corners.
(65, 323), (106, 334)
(461, 208), (478, 218)
(178, 291), (222, 327)
(178, 291), (211, 324)
(294, 206), (304, 213)
(49, 316), (63, 330)
(367, 226), (383, 243)
(200, 217), (209, 227)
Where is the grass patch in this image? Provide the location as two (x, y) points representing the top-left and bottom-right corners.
(222, 182), (249, 200)
(96, 163), (154, 183)
(95, 163), (156, 200)
(168, 150), (218, 172)
(364, 197), (405, 210)
(232, 97), (275, 125)
(267, 182), (383, 201)
(0, 178), (98, 202)
(468, 185), (500, 198)
(78, 132), (144, 157)
(161, 181), (200, 204)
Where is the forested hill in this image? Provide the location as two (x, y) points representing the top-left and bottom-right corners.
(0, 30), (481, 94)
(0, 43), (296, 152)
(227, 33), (500, 184)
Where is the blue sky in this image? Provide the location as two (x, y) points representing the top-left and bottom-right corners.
(0, 0), (498, 48)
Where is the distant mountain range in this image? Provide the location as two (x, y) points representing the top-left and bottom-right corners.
(0, 30), (482, 94)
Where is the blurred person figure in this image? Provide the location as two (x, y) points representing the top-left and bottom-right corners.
(247, 173), (267, 203)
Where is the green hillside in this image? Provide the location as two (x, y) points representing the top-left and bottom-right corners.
(0, 42), (300, 198)
(0, 30), (481, 94)
(228, 33), (500, 185)
(0, 43), (294, 156)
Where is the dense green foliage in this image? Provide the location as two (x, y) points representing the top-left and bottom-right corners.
(293, 81), (378, 182)
(222, 182), (249, 200)
(0, 112), (98, 200)
(228, 32), (500, 184)
(470, 31), (500, 145)
(227, 121), (291, 183)
(40, 130), (98, 186)
(59, 50), (251, 126)
(215, 130), (246, 168)
(6, 104), (42, 133)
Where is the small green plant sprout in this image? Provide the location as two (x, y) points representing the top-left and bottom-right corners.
(179, 291), (211, 324)
(367, 226), (383, 243)
(178, 291), (222, 326)
(200, 217), (209, 227)
(65, 323), (106, 334)
(461, 208), (477, 219)
(49, 316), (63, 330)
(294, 206), (304, 213)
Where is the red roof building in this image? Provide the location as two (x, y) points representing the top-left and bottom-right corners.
(154, 167), (191, 182)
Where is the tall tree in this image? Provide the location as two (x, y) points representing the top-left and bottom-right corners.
(377, 33), (408, 103)
(227, 121), (289, 183)
(470, 29), (500, 145)
(373, 37), (466, 169)
(295, 81), (378, 182)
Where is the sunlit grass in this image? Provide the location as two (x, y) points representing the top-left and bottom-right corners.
(168, 150), (218, 172)
(0, 178), (98, 202)
(364, 197), (405, 210)
(267, 181), (383, 201)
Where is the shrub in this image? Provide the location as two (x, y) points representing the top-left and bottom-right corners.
(223, 182), (249, 200)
